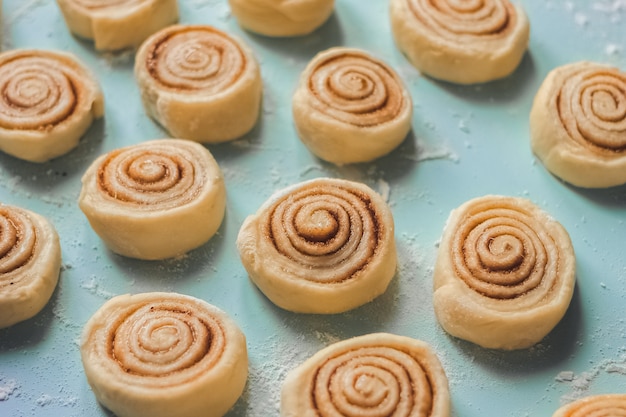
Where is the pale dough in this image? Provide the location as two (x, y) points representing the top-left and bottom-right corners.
(135, 25), (263, 143)
(281, 333), (450, 417)
(80, 292), (248, 417)
(228, 0), (334, 37)
(292, 47), (412, 165)
(552, 394), (626, 417)
(79, 139), (226, 260)
(0, 49), (104, 163)
(0, 205), (61, 329)
(236, 178), (397, 314)
(56, 0), (179, 51)
(530, 61), (626, 188)
(390, 0), (530, 84)
(433, 195), (576, 350)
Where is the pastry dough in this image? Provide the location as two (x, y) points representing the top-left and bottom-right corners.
(390, 0), (530, 84)
(135, 25), (263, 143)
(552, 394), (626, 417)
(0, 49), (104, 163)
(56, 0), (179, 51)
(293, 47), (412, 165)
(281, 333), (450, 417)
(530, 61), (626, 188)
(78, 139), (226, 260)
(80, 292), (248, 417)
(228, 0), (335, 37)
(433, 195), (576, 350)
(237, 178), (397, 314)
(0, 205), (61, 329)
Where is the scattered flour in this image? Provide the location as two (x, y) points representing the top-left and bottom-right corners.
(0, 378), (18, 401)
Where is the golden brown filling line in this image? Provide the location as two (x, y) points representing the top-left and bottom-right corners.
(0, 208), (36, 286)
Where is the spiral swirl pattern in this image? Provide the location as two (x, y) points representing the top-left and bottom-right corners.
(554, 394), (626, 417)
(406, 0), (517, 41)
(265, 180), (384, 284)
(0, 55), (79, 130)
(145, 26), (245, 94)
(450, 198), (560, 301)
(0, 207), (36, 289)
(97, 141), (206, 210)
(308, 52), (406, 127)
(557, 65), (626, 154)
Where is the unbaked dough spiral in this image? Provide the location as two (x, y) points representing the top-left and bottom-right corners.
(433, 195), (576, 350)
(553, 394), (626, 417)
(281, 333), (450, 417)
(293, 47), (412, 164)
(81, 292), (248, 417)
(56, 0), (179, 50)
(79, 139), (226, 260)
(0, 49), (103, 162)
(237, 178), (397, 314)
(389, 0), (530, 84)
(0, 205), (61, 329)
(530, 61), (626, 188)
(135, 25), (262, 143)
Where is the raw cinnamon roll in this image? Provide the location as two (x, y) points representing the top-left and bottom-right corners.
(78, 139), (226, 260)
(530, 61), (626, 188)
(56, 0), (179, 51)
(80, 292), (248, 417)
(0, 205), (61, 329)
(135, 25), (263, 143)
(433, 195), (576, 350)
(281, 333), (450, 417)
(228, 0), (335, 37)
(236, 178), (397, 314)
(389, 0), (530, 84)
(553, 394), (626, 417)
(292, 47), (412, 165)
(0, 49), (104, 162)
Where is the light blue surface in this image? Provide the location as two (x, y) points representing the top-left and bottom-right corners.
(0, 0), (625, 416)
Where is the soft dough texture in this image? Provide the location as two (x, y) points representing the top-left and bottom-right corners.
(0, 49), (104, 162)
(56, 0), (179, 51)
(236, 178), (397, 314)
(0, 205), (61, 329)
(552, 394), (626, 417)
(135, 25), (263, 143)
(390, 0), (530, 84)
(78, 139), (226, 260)
(281, 333), (450, 417)
(292, 47), (412, 165)
(228, 0), (334, 37)
(80, 292), (248, 417)
(530, 61), (626, 188)
(433, 195), (576, 350)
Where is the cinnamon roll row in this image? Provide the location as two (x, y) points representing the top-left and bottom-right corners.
(0, 49), (104, 162)
(78, 139), (226, 260)
(80, 292), (248, 417)
(530, 61), (626, 188)
(0, 204), (61, 328)
(433, 195), (576, 350)
(236, 178), (397, 314)
(552, 394), (626, 417)
(135, 25), (263, 143)
(293, 47), (412, 165)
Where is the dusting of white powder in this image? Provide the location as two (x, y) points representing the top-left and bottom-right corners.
(0, 379), (18, 401)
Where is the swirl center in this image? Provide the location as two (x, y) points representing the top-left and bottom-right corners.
(295, 208), (339, 242)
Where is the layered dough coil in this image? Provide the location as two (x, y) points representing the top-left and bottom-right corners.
(78, 139), (226, 260)
(135, 25), (263, 143)
(281, 333), (450, 417)
(292, 47), (412, 165)
(237, 178), (397, 314)
(390, 0), (530, 84)
(80, 292), (248, 417)
(228, 0), (335, 37)
(553, 394), (626, 417)
(56, 0), (179, 51)
(530, 62), (626, 188)
(0, 205), (61, 329)
(0, 49), (104, 162)
(433, 195), (576, 350)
